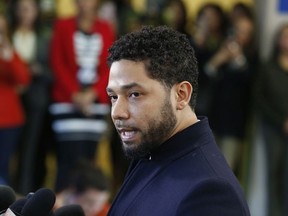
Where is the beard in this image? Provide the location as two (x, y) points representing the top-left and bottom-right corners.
(120, 96), (177, 160)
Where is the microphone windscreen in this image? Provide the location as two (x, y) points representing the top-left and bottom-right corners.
(21, 188), (56, 216)
(54, 205), (85, 216)
(9, 198), (27, 215)
(25, 192), (34, 200)
(0, 185), (16, 211)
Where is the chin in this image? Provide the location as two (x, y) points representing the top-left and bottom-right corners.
(122, 144), (149, 160)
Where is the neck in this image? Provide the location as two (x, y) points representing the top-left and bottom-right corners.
(174, 108), (198, 136)
(17, 25), (34, 33)
(78, 14), (96, 32)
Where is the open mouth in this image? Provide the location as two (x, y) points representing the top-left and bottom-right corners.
(118, 128), (138, 143)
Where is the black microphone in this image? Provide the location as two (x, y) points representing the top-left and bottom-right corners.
(5, 198), (28, 216)
(25, 192), (34, 200)
(0, 185), (16, 213)
(21, 188), (56, 216)
(54, 205), (85, 216)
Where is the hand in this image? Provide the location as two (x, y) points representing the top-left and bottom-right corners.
(226, 40), (244, 60)
(72, 88), (97, 116)
(207, 46), (231, 70)
(0, 34), (13, 61)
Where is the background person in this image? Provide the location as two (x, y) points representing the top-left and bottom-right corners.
(0, 12), (30, 185)
(255, 23), (288, 216)
(49, 0), (115, 192)
(9, 0), (52, 194)
(191, 3), (228, 117)
(55, 160), (111, 216)
(203, 16), (257, 173)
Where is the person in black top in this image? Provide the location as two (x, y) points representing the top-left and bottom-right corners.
(105, 25), (250, 216)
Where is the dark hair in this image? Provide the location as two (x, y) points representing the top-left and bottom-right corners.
(69, 160), (110, 194)
(231, 3), (254, 21)
(196, 3), (228, 36)
(107, 25), (199, 110)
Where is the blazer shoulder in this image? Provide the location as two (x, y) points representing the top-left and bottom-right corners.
(177, 178), (250, 216)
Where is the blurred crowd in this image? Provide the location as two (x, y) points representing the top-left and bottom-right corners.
(0, 0), (287, 215)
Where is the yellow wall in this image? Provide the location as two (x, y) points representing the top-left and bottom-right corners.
(182, 0), (254, 19)
(56, 0), (254, 19)
(131, 0), (254, 18)
(55, 0), (77, 18)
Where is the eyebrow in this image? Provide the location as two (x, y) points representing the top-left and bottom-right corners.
(106, 82), (143, 93)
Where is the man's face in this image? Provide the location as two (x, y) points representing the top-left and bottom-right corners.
(107, 60), (177, 159)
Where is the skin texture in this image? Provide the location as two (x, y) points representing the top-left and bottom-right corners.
(107, 59), (197, 159)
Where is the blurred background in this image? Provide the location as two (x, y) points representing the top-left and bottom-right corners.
(0, 0), (288, 215)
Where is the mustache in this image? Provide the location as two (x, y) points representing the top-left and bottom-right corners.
(114, 120), (137, 130)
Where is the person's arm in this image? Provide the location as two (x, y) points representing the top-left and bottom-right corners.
(91, 21), (115, 104)
(177, 179), (250, 216)
(50, 19), (79, 100)
(0, 34), (30, 90)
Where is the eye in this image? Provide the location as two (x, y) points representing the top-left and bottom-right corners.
(108, 94), (118, 103)
(129, 92), (140, 98)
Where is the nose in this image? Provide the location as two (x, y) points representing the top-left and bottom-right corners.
(111, 97), (129, 120)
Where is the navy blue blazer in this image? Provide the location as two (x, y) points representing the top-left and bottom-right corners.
(108, 117), (250, 216)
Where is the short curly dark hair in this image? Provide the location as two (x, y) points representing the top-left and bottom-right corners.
(107, 25), (199, 110)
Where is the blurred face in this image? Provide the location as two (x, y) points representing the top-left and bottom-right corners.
(199, 7), (221, 32)
(278, 27), (288, 54)
(107, 60), (177, 159)
(75, 0), (99, 15)
(234, 18), (254, 46)
(16, 0), (38, 27)
(163, 2), (183, 29)
(76, 189), (109, 216)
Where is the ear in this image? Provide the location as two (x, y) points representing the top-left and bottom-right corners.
(175, 81), (193, 110)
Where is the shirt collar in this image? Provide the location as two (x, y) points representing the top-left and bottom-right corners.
(147, 116), (212, 161)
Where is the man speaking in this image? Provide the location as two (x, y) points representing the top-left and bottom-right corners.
(106, 25), (250, 216)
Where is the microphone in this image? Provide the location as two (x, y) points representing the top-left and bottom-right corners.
(0, 185), (16, 213)
(25, 193), (34, 200)
(7, 198), (27, 216)
(54, 205), (85, 216)
(21, 188), (56, 216)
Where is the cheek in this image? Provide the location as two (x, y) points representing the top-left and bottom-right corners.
(130, 102), (157, 120)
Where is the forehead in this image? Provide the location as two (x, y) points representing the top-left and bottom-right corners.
(107, 59), (159, 89)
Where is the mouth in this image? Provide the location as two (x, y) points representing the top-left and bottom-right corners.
(117, 128), (139, 143)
